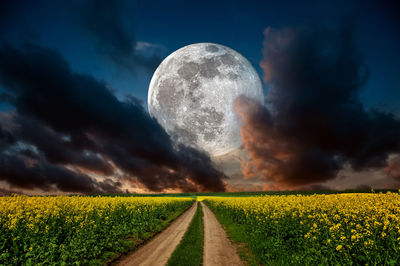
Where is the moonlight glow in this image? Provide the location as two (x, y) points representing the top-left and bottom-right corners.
(148, 43), (263, 156)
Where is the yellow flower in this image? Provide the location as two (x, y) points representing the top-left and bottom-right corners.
(336, 245), (343, 251)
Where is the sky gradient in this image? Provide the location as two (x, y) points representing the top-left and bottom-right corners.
(0, 0), (399, 194)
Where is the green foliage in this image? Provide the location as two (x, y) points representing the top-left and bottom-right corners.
(205, 193), (400, 265)
(167, 203), (204, 266)
(0, 196), (194, 265)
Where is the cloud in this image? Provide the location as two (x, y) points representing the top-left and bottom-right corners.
(78, 0), (163, 73)
(0, 43), (227, 193)
(386, 156), (400, 181)
(234, 24), (400, 188)
(355, 184), (372, 190)
(0, 151), (122, 193)
(0, 187), (24, 196)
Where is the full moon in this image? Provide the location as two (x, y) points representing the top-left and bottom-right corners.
(148, 43), (263, 156)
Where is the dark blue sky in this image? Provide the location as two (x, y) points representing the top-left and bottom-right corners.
(1, 0), (399, 112)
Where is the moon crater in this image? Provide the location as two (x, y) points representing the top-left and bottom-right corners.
(148, 43), (263, 156)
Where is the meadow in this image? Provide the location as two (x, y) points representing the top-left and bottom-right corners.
(167, 203), (204, 266)
(203, 192), (400, 265)
(0, 196), (193, 265)
(2, 191), (399, 265)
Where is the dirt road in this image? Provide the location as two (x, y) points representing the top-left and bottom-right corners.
(201, 202), (243, 266)
(117, 202), (198, 266)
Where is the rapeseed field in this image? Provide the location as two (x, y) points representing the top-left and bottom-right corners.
(204, 192), (400, 265)
(0, 196), (193, 265)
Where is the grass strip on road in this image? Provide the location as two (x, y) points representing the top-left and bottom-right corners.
(167, 202), (204, 266)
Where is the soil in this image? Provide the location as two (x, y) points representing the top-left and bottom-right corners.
(117, 202), (198, 266)
(201, 202), (243, 266)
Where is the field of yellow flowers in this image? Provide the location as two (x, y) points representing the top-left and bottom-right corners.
(0, 196), (193, 265)
(204, 192), (400, 265)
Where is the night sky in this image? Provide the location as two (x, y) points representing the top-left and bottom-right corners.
(0, 0), (399, 194)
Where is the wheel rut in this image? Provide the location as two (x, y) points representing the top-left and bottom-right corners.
(117, 202), (198, 266)
(201, 202), (243, 266)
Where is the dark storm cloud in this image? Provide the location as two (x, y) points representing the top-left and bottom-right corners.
(12, 115), (114, 176)
(0, 153), (122, 193)
(0, 43), (226, 193)
(79, 0), (163, 73)
(298, 184), (332, 191)
(0, 187), (24, 196)
(355, 184), (372, 190)
(0, 124), (15, 149)
(386, 157), (400, 181)
(235, 24), (400, 187)
(0, 119), (121, 193)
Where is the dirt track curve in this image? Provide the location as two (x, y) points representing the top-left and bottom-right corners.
(201, 202), (243, 266)
(117, 202), (198, 266)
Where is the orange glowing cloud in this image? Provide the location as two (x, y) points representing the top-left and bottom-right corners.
(234, 95), (294, 186)
(385, 157), (400, 180)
